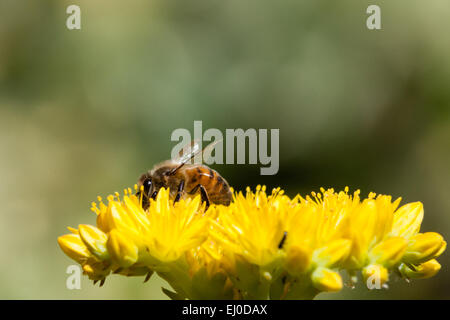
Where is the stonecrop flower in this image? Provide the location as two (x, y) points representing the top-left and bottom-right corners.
(58, 185), (446, 299)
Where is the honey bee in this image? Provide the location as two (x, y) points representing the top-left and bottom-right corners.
(136, 140), (232, 210)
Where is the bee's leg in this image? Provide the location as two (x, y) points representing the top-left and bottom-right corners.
(150, 190), (158, 200)
(141, 197), (150, 211)
(189, 184), (210, 210)
(174, 180), (185, 203)
(200, 186), (211, 210)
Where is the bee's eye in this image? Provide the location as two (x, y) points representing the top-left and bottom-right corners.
(143, 178), (152, 193)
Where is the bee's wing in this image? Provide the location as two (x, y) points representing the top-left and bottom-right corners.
(168, 139), (222, 175)
(172, 139), (202, 164)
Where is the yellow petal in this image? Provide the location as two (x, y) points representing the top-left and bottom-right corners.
(67, 227), (79, 234)
(312, 239), (351, 268)
(403, 232), (446, 264)
(97, 201), (137, 233)
(107, 229), (138, 268)
(122, 195), (150, 232)
(58, 233), (92, 264)
(391, 202), (423, 238)
(434, 240), (447, 257)
(79, 224), (109, 260)
(369, 237), (408, 268)
(349, 200), (379, 264)
(311, 267), (343, 292)
(399, 259), (441, 279)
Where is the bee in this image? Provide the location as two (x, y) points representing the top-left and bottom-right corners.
(136, 140), (232, 210)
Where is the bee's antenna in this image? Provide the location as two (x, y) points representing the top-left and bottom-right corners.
(167, 162), (185, 176)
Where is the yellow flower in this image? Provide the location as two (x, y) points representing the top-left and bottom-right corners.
(342, 193), (445, 291)
(57, 231), (111, 282)
(346, 193), (402, 269)
(209, 186), (285, 267)
(92, 188), (209, 267)
(58, 186), (446, 299)
(144, 189), (209, 264)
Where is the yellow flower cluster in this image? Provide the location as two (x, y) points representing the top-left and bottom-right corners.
(58, 186), (446, 299)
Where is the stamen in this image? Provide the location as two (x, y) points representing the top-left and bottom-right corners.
(67, 227), (78, 234)
(139, 185), (144, 205)
(90, 201), (100, 215)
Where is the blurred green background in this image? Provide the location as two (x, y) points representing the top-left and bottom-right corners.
(1, 0), (449, 299)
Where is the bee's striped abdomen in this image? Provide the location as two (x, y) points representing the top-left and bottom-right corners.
(184, 165), (232, 206)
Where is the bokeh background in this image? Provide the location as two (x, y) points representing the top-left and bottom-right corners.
(1, 0), (449, 299)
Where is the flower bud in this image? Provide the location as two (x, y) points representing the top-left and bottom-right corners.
(79, 224), (109, 260)
(399, 260), (441, 279)
(311, 267), (343, 292)
(368, 237), (407, 268)
(392, 202), (423, 238)
(285, 245), (311, 275)
(58, 233), (91, 264)
(313, 239), (351, 268)
(107, 229), (139, 268)
(403, 232), (446, 264)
